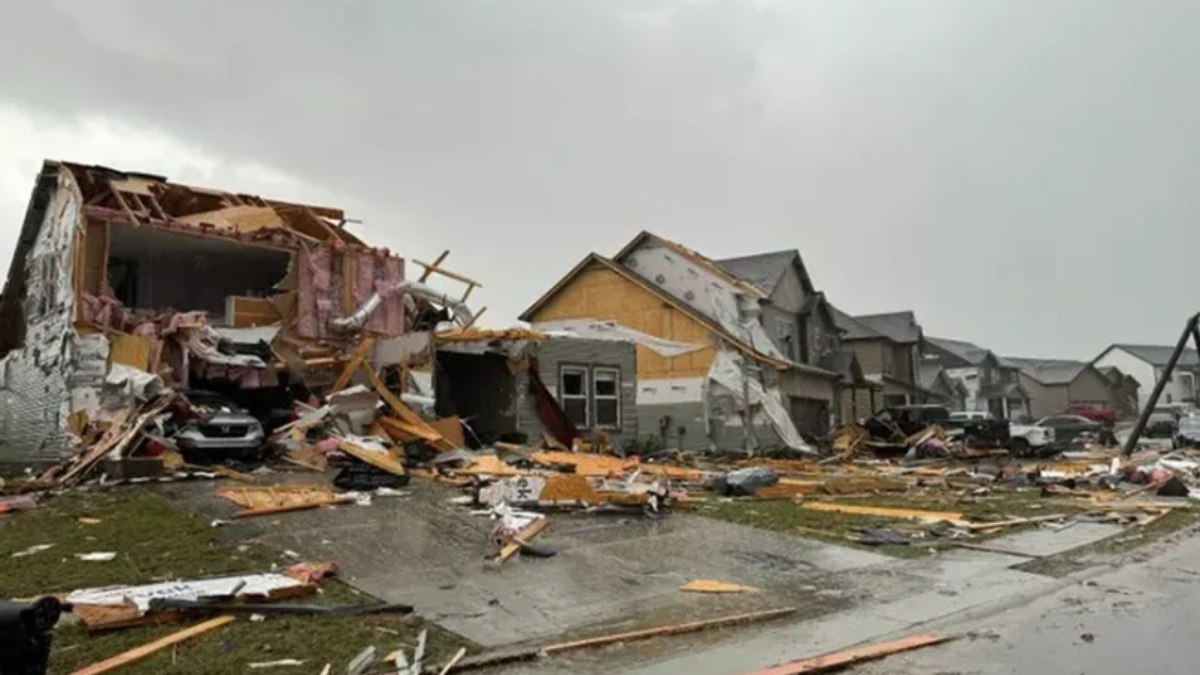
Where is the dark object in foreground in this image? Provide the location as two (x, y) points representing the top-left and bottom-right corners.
(0, 597), (63, 675)
(147, 598), (413, 617)
(333, 463), (411, 491)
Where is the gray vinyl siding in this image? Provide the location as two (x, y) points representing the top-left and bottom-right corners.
(514, 336), (638, 443)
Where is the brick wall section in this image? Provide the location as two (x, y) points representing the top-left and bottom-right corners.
(0, 172), (83, 467)
(514, 336), (638, 444)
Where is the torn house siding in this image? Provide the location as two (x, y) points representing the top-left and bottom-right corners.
(513, 337), (638, 444)
(621, 243), (786, 362)
(0, 171), (85, 464)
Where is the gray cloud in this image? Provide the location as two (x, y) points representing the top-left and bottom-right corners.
(1, 0), (1198, 359)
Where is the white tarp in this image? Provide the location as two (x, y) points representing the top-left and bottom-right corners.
(533, 319), (704, 358)
(706, 349), (813, 454)
(67, 572), (305, 613)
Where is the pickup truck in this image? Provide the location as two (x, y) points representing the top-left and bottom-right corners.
(944, 411), (1010, 447)
(1009, 421), (1056, 455)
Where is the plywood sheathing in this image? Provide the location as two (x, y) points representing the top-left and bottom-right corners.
(530, 264), (718, 379)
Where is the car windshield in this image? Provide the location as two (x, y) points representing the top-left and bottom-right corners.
(185, 391), (237, 411)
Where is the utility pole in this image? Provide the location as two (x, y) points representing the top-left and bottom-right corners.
(1122, 313), (1200, 456)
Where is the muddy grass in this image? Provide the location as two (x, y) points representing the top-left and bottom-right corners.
(687, 489), (1091, 558)
(0, 489), (471, 674)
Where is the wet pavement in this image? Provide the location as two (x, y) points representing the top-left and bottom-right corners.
(854, 525), (1200, 675)
(161, 476), (892, 647)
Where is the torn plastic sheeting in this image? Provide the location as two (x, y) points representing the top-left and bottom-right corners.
(212, 325), (281, 345)
(66, 572), (306, 613)
(373, 331), (432, 368)
(706, 349), (812, 453)
(532, 319), (704, 358)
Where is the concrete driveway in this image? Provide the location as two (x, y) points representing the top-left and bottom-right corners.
(163, 475), (890, 647)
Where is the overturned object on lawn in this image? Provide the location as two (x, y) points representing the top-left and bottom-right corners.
(66, 564), (335, 631)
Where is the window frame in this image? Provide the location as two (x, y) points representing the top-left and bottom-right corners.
(592, 366), (621, 429)
(559, 364), (590, 428)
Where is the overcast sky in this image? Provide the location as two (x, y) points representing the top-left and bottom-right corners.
(1, 0), (1197, 360)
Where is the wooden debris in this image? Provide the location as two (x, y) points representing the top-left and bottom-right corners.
(447, 607), (797, 673)
(801, 501), (968, 526)
(71, 615), (235, 674)
(437, 647), (468, 675)
(494, 517), (548, 564)
(458, 455), (520, 477)
(332, 337), (376, 392)
(962, 513), (1069, 531)
(218, 485), (348, 518)
(742, 633), (953, 675)
(679, 579), (759, 594)
(338, 439), (406, 476)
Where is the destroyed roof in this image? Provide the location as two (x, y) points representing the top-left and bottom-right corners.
(1103, 343), (1200, 368)
(1004, 357), (1089, 385)
(60, 161), (367, 249)
(612, 231), (768, 299)
(715, 250), (815, 296)
(519, 253), (799, 371)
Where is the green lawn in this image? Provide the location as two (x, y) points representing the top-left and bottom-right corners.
(0, 489), (471, 674)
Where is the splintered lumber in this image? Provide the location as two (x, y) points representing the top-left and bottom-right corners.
(801, 501), (968, 526)
(962, 513), (1069, 531)
(338, 439), (406, 476)
(741, 633), (954, 675)
(366, 366), (456, 452)
(332, 337), (376, 392)
(495, 517), (548, 564)
(679, 579), (759, 594)
(446, 607), (797, 673)
(529, 451), (635, 476)
(71, 615), (235, 674)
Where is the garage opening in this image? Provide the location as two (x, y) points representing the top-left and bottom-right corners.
(106, 223), (291, 322)
(434, 351), (518, 447)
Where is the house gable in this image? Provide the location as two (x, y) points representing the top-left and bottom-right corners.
(525, 258), (718, 380)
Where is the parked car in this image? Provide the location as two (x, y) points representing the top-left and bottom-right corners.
(1061, 405), (1117, 426)
(945, 411), (1010, 447)
(1174, 417), (1200, 449)
(1007, 421), (1055, 455)
(173, 390), (265, 461)
(1034, 415), (1101, 446)
(1146, 408), (1180, 438)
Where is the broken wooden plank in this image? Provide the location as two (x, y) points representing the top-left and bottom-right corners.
(962, 513), (1069, 531)
(365, 365), (456, 452)
(494, 517), (548, 564)
(338, 439), (406, 476)
(437, 647), (468, 675)
(332, 337), (376, 392)
(447, 607), (798, 673)
(801, 501), (968, 526)
(71, 615), (235, 674)
(679, 579), (758, 594)
(741, 633), (953, 675)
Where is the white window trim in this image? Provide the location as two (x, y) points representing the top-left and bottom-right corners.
(560, 365), (590, 427)
(593, 366), (621, 428)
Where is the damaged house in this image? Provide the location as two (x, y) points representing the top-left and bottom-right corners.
(0, 161), (469, 467)
(923, 336), (1031, 418)
(520, 232), (855, 453)
(831, 308), (929, 418)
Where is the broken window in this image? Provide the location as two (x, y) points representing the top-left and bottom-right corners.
(593, 367), (620, 427)
(560, 366), (589, 426)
